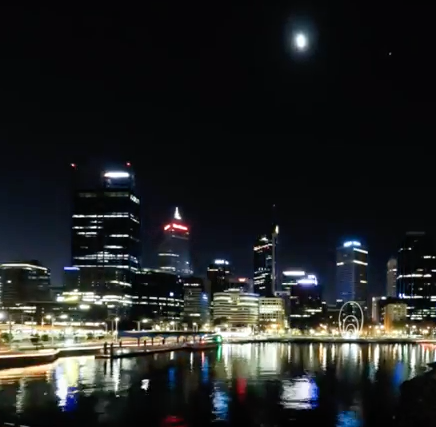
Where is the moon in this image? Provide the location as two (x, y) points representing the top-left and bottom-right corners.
(294, 33), (308, 51)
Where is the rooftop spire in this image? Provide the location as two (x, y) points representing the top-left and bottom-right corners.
(174, 206), (182, 221)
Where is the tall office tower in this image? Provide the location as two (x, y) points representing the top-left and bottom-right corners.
(282, 271), (322, 329)
(133, 269), (184, 322)
(336, 240), (368, 305)
(71, 164), (140, 305)
(397, 232), (436, 322)
(0, 261), (51, 305)
(386, 257), (397, 297)
(207, 259), (231, 294)
(158, 207), (193, 276)
(182, 276), (209, 327)
(253, 235), (273, 296)
(271, 224), (279, 293)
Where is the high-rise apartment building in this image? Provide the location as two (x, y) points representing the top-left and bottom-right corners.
(71, 164), (140, 306)
(336, 240), (368, 305)
(158, 207), (192, 276)
(386, 257), (397, 297)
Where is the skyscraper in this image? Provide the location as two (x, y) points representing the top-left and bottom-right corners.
(336, 240), (368, 305)
(71, 164), (140, 304)
(207, 259), (231, 294)
(386, 257), (397, 297)
(158, 207), (192, 276)
(253, 235), (273, 296)
(396, 232), (436, 322)
(271, 224), (279, 293)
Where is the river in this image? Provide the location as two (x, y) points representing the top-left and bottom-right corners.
(0, 343), (434, 426)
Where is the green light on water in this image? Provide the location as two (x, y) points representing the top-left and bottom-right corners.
(215, 335), (222, 343)
(217, 345), (222, 361)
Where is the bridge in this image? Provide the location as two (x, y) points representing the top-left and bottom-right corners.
(118, 330), (214, 344)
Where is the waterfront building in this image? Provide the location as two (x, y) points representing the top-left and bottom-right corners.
(70, 164), (140, 311)
(132, 269), (184, 323)
(212, 289), (259, 328)
(182, 276), (209, 327)
(258, 297), (285, 330)
(397, 232), (436, 323)
(384, 303), (407, 332)
(282, 270), (322, 329)
(0, 261), (51, 306)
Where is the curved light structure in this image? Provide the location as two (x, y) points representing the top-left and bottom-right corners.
(338, 301), (364, 338)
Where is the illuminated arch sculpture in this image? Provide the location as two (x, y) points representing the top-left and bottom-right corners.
(338, 301), (364, 338)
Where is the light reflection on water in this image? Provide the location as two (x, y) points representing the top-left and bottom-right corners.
(0, 343), (433, 426)
(281, 375), (319, 409)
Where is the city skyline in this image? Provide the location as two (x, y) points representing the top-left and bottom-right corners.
(0, 157), (434, 303)
(1, 2), (434, 299)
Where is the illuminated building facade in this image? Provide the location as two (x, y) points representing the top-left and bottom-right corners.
(182, 276), (209, 327)
(258, 297), (285, 330)
(132, 269), (184, 322)
(384, 303), (407, 332)
(207, 259), (231, 295)
(336, 241), (368, 305)
(0, 261), (51, 306)
(396, 232), (436, 322)
(253, 236), (273, 296)
(253, 221), (279, 297)
(63, 266), (80, 291)
(158, 207), (192, 276)
(386, 257), (397, 297)
(212, 289), (259, 327)
(228, 276), (253, 293)
(71, 164), (140, 310)
(282, 270), (322, 329)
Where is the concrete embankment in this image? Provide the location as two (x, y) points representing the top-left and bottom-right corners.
(96, 342), (220, 359)
(0, 342), (220, 370)
(0, 346), (106, 370)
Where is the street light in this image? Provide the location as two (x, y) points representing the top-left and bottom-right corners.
(136, 319), (149, 331)
(193, 322), (198, 333)
(114, 317), (120, 341)
(45, 315), (54, 346)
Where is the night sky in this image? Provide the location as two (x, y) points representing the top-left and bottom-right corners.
(0, 4), (435, 301)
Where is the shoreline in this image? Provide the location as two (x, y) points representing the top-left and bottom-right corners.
(0, 342), (220, 370)
(0, 338), (432, 370)
(228, 337), (436, 345)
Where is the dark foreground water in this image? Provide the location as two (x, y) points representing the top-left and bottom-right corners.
(0, 343), (435, 427)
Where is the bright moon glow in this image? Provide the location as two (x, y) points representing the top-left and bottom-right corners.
(294, 33), (308, 50)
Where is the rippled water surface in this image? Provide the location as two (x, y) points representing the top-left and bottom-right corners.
(0, 343), (435, 426)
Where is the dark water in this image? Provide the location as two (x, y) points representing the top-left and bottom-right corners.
(0, 343), (435, 427)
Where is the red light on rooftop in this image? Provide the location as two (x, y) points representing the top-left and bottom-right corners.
(126, 162), (131, 167)
(164, 223), (188, 232)
(173, 223), (188, 231)
(71, 163), (76, 168)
